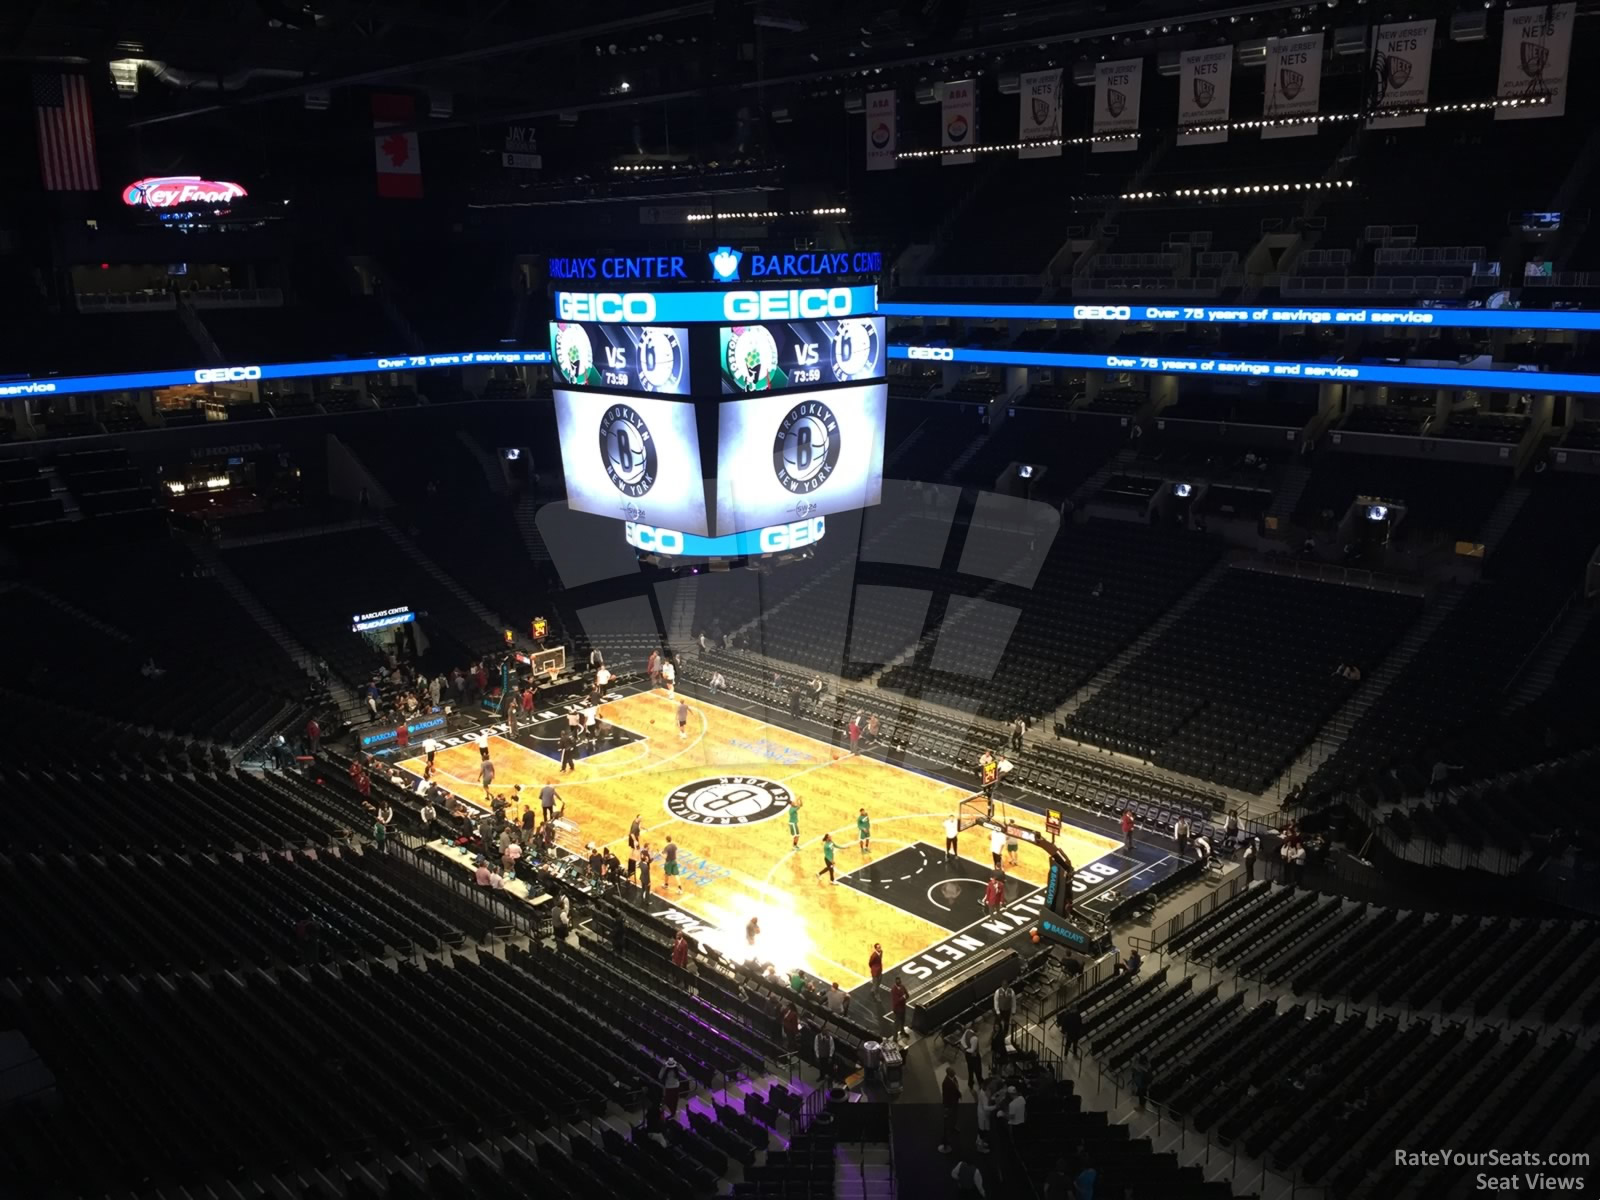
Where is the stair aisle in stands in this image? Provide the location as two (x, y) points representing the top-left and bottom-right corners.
(515, 493), (554, 562)
(1053, 556), (1233, 723)
(192, 540), (366, 725)
(1272, 582), (1466, 796)
(1501, 601), (1593, 711)
(1265, 459), (1311, 525)
(379, 514), (510, 638)
(1476, 480), (1533, 557)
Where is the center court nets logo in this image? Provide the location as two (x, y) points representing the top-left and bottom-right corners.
(665, 776), (794, 826)
(773, 399), (841, 494)
(598, 403), (658, 498)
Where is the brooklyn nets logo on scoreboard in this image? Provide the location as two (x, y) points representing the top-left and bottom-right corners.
(598, 403), (658, 498)
(773, 399), (841, 494)
(666, 777), (794, 826)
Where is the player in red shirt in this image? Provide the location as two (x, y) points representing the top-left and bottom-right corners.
(868, 943), (884, 996)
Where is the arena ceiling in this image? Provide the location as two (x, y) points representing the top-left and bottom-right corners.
(6, 0), (1396, 139)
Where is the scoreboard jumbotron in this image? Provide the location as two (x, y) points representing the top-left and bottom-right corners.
(545, 246), (887, 567)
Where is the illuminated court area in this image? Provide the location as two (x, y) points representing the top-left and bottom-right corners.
(398, 687), (1123, 1000)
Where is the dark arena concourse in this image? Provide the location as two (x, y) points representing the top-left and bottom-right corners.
(3, 3), (1600, 1199)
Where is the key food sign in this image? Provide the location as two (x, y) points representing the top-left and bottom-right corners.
(122, 176), (248, 209)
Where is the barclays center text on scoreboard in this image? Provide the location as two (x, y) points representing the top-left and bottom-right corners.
(546, 247), (887, 558)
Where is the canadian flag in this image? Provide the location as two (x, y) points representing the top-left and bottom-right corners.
(373, 93), (422, 198)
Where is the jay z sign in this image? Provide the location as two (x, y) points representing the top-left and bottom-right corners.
(123, 176), (248, 208)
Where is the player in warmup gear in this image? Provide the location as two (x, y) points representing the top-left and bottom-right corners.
(944, 814), (960, 861)
(477, 730), (490, 761)
(857, 807), (871, 852)
(787, 798), (802, 848)
(817, 832), (836, 883)
(676, 699), (690, 740)
(662, 836), (683, 895)
(661, 658), (676, 694)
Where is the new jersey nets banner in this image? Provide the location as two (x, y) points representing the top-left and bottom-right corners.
(941, 79), (977, 165)
(1018, 69), (1063, 158)
(1496, 3), (1575, 120)
(1368, 19), (1436, 129)
(1262, 32), (1324, 139)
(1178, 46), (1233, 145)
(1093, 58), (1142, 153)
(865, 90), (897, 171)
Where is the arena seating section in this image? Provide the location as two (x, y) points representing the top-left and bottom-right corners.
(1067, 569), (1422, 791)
(875, 522), (1222, 718)
(0, 727), (842, 1198)
(224, 528), (491, 684)
(1129, 882), (1600, 1198)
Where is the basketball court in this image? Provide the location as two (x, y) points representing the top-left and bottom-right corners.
(393, 687), (1128, 1002)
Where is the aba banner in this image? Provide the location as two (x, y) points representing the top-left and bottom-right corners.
(1368, 19), (1436, 129)
(1496, 4), (1575, 120)
(941, 79), (977, 165)
(1018, 69), (1063, 159)
(1178, 46), (1233, 145)
(1092, 58), (1143, 153)
(1263, 32), (1324, 139)
(866, 90), (897, 171)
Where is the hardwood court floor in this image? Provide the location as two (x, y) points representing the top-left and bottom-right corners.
(403, 690), (1120, 990)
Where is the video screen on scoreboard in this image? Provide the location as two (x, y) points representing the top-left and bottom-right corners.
(719, 316), (885, 393)
(715, 383), (886, 534)
(548, 321), (692, 395)
(553, 389), (710, 535)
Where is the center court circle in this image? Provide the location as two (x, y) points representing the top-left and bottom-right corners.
(665, 776), (794, 826)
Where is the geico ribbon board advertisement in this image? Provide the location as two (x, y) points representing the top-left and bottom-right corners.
(715, 383), (886, 534)
(553, 389), (710, 535)
(548, 322), (692, 394)
(719, 316), (885, 393)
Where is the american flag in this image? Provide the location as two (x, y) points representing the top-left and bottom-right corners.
(33, 73), (99, 192)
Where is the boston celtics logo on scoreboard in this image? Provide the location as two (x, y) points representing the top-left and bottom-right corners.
(773, 399), (841, 494)
(666, 777), (794, 825)
(597, 403), (658, 498)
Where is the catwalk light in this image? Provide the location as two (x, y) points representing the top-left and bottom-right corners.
(894, 95), (1544, 160)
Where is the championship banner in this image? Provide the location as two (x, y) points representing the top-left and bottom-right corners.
(1092, 58), (1142, 153)
(866, 90), (897, 171)
(1496, 4), (1575, 120)
(1019, 69), (1063, 158)
(1262, 32), (1324, 139)
(940, 79), (977, 165)
(1178, 46), (1233, 145)
(1367, 19), (1436, 129)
